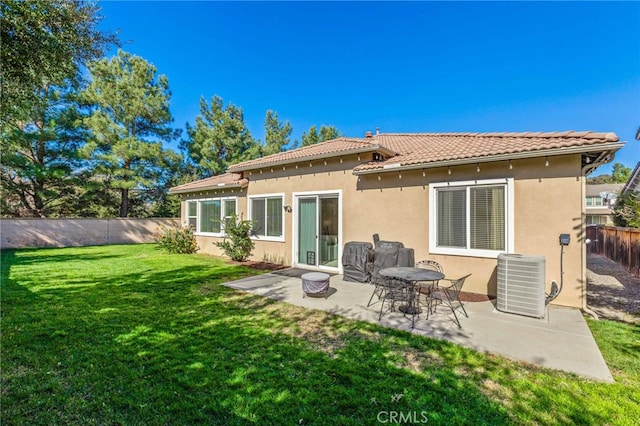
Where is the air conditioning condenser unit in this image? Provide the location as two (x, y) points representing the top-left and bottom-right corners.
(497, 253), (546, 318)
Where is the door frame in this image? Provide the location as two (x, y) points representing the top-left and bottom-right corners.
(292, 189), (343, 273)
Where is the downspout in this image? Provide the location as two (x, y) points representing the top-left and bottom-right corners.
(580, 152), (615, 320)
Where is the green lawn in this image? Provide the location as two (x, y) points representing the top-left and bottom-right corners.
(2, 244), (639, 425)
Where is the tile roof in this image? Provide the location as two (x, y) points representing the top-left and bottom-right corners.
(354, 131), (621, 172)
(172, 131), (623, 194)
(227, 138), (394, 172)
(168, 173), (248, 194)
(228, 131), (621, 174)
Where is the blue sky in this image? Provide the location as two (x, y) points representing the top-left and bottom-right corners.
(98, 1), (639, 175)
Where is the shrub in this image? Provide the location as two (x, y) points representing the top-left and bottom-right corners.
(215, 215), (255, 261)
(154, 223), (199, 254)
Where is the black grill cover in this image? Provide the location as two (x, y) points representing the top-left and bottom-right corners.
(342, 241), (374, 283)
(369, 240), (415, 285)
(398, 248), (415, 268)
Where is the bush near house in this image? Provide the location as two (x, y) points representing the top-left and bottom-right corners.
(215, 215), (255, 261)
(154, 223), (199, 254)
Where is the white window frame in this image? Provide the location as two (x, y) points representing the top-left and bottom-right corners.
(193, 196), (237, 237)
(429, 178), (514, 258)
(186, 200), (198, 229)
(248, 193), (285, 242)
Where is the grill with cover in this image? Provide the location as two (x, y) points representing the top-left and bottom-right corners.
(342, 241), (374, 283)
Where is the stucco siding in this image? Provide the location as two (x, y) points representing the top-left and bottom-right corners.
(180, 153), (587, 307)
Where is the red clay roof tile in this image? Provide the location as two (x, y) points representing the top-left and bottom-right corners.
(172, 131), (622, 193)
(354, 131), (620, 171)
(227, 138), (393, 172)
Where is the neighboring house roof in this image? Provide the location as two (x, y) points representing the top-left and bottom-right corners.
(622, 162), (640, 195)
(168, 173), (248, 194)
(585, 184), (624, 197)
(227, 138), (395, 172)
(353, 131), (621, 174)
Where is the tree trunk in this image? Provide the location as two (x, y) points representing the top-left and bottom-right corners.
(120, 188), (129, 217)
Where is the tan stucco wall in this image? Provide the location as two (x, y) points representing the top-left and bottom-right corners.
(0, 218), (179, 249)
(181, 153), (587, 308)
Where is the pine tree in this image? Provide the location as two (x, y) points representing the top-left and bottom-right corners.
(1, 85), (86, 217)
(300, 124), (341, 146)
(181, 95), (259, 177)
(262, 110), (293, 156)
(82, 50), (179, 217)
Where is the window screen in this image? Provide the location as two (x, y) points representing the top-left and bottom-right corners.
(437, 189), (466, 248)
(199, 200), (221, 233)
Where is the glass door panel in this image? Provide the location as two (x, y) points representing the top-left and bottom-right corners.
(319, 197), (339, 267)
(298, 197), (317, 265)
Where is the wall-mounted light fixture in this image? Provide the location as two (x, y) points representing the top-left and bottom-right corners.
(283, 205), (292, 213)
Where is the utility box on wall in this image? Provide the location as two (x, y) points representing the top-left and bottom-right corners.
(497, 253), (546, 318)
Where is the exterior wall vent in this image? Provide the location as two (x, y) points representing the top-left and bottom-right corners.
(497, 253), (546, 318)
(372, 152), (385, 162)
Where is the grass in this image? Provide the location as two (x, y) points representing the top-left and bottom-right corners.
(2, 244), (639, 425)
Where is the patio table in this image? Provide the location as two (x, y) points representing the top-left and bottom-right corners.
(379, 267), (445, 314)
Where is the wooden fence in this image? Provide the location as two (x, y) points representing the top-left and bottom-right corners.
(586, 225), (640, 276)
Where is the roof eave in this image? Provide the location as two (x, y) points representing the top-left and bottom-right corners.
(353, 142), (625, 175)
(228, 145), (396, 172)
(168, 181), (248, 195)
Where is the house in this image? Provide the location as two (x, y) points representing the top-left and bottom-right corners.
(585, 183), (623, 225)
(169, 131), (624, 308)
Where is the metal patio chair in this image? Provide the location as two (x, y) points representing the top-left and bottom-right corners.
(378, 277), (418, 328)
(428, 274), (472, 328)
(415, 259), (443, 301)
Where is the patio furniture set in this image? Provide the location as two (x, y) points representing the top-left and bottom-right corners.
(301, 235), (471, 328)
(376, 265), (471, 328)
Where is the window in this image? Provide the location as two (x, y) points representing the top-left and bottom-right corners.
(186, 201), (197, 228)
(200, 199), (221, 233)
(224, 199), (237, 228)
(250, 195), (284, 240)
(587, 215), (609, 225)
(586, 196), (603, 207)
(188, 197), (236, 235)
(430, 178), (513, 258)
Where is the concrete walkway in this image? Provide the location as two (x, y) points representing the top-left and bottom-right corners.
(223, 270), (613, 382)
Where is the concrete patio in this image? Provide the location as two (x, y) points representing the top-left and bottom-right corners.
(223, 269), (613, 382)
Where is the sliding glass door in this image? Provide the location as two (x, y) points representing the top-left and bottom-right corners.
(296, 194), (340, 269)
